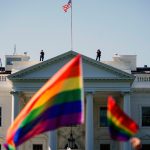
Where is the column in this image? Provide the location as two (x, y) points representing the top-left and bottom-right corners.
(86, 92), (94, 150)
(122, 92), (131, 150)
(48, 130), (57, 150)
(10, 91), (20, 122)
(123, 92), (131, 116)
(10, 91), (20, 150)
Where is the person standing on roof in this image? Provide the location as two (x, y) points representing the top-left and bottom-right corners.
(96, 49), (101, 61)
(40, 50), (45, 61)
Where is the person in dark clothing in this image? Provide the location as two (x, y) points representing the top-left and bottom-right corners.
(40, 50), (44, 61)
(96, 49), (101, 61)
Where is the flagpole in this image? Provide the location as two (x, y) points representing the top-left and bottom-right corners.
(70, 0), (73, 51)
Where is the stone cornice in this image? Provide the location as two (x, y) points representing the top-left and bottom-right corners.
(84, 77), (133, 81)
(84, 87), (131, 92)
(9, 78), (48, 82)
(132, 88), (150, 93)
(8, 77), (133, 83)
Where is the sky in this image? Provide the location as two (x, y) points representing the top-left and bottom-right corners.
(0, 0), (150, 67)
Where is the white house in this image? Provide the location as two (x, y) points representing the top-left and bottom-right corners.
(0, 50), (150, 150)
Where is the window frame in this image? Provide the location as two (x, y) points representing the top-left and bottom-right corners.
(99, 140), (112, 150)
(141, 141), (150, 150)
(100, 143), (110, 150)
(140, 105), (150, 127)
(142, 144), (150, 150)
(6, 57), (21, 65)
(33, 144), (43, 150)
(98, 106), (108, 128)
(30, 136), (46, 150)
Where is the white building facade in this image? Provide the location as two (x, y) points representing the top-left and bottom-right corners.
(0, 51), (150, 150)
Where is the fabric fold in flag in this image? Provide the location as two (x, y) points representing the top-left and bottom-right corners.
(4, 54), (84, 150)
(63, 0), (72, 12)
(107, 96), (139, 141)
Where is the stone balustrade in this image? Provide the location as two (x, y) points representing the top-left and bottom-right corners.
(132, 74), (150, 89)
(0, 75), (7, 82)
(135, 74), (150, 82)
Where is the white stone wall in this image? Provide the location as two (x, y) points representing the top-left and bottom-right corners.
(1, 52), (150, 150)
(131, 93), (150, 137)
(0, 78), (12, 149)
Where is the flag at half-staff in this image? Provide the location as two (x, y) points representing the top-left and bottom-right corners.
(4, 54), (84, 150)
(107, 96), (139, 141)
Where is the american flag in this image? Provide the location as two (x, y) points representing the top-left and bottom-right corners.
(63, 0), (72, 12)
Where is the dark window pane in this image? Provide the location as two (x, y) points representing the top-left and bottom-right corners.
(6, 58), (21, 65)
(100, 144), (110, 150)
(33, 144), (43, 150)
(99, 107), (108, 127)
(142, 107), (150, 126)
(142, 144), (150, 150)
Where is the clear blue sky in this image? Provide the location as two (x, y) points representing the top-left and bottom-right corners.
(0, 0), (150, 67)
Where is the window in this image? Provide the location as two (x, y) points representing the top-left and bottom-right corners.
(100, 144), (110, 150)
(33, 144), (43, 150)
(2, 76), (6, 81)
(99, 107), (108, 127)
(142, 107), (150, 126)
(6, 58), (21, 65)
(0, 76), (6, 81)
(142, 144), (150, 150)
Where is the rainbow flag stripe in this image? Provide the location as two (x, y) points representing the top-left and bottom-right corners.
(4, 54), (84, 150)
(107, 96), (139, 141)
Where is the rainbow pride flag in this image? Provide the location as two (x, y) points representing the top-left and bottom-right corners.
(4, 54), (84, 150)
(107, 96), (139, 141)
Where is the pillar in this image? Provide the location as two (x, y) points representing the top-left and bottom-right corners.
(122, 92), (131, 150)
(48, 130), (57, 150)
(86, 92), (94, 150)
(10, 91), (20, 150)
(10, 91), (20, 122)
